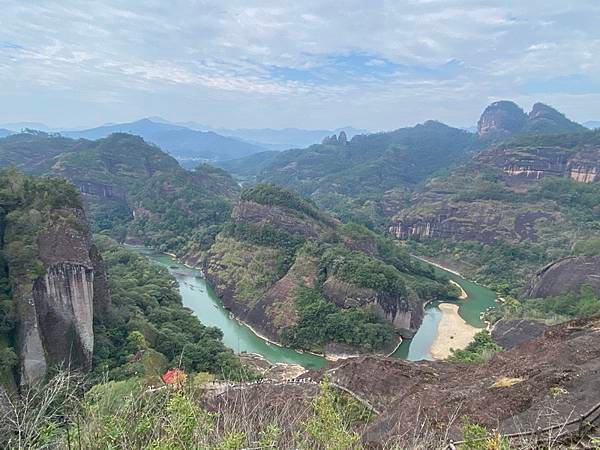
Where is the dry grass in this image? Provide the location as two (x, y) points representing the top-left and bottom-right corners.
(490, 377), (525, 388)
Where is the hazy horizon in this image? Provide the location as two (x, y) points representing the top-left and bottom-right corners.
(2, 1), (600, 130)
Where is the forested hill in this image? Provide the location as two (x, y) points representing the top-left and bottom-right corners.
(0, 131), (240, 256)
(216, 101), (588, 231)
(393, 129), (600, 297)
(229, 121), (478, 228)
(257, 121), (476, 192)
(204, 184), (459, 353)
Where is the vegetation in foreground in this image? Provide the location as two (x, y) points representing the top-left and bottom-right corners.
(448, 331), (502, 364)
(1, 368), (584, 450)
(0, 373), (370, 450)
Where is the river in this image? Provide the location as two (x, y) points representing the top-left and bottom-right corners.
(392, 262), (498, 360)
(138, 248), (497, 368)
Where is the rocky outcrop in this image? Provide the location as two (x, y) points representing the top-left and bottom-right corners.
(205, 187), (445, 348)
(478, 101), (585, 138)
(8, 207), (111, 385)
(477, 101), (527, 137)
(389, 203), (555, 243)
(322, 276), (420, 335)
(321, 133), (348, 145)
(528, 255), (600, 298)
(491, 318), (548, 349)
(476, 145), (600, 185)
(211, 316), (600, 446)
(74, 180), (127, 200)
(525, 102), (587, 134)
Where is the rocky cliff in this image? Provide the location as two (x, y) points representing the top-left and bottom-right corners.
(210, 315), (600, 446)
(0, 173), (111, 386)
(477, 101), (528, 137)
(391, 132), (600, 244)
(476, 143), (600, 185)
(528, 255), (600, 298)
(204, 185), (452, 350)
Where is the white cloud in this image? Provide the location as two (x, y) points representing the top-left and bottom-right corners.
(0, 0), (599, 128)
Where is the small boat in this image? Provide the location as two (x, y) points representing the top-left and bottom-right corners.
(296, 349), (304, 354)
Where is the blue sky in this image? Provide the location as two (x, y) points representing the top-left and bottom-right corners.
(1, 1), (599, 130)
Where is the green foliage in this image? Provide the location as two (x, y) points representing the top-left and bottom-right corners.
(92, 237), (246, 381)
(241, 183), (334, 225)
(7, 372), (370, 449)
(301, 377), (362, 449)
(503, 128), (600, 151)
(321, 246), (407, 296)
(0, 133), (240, 256)
(449, 331), (501, 363)
(251, 121), (478, 228)
(0, 346), (18, 370)
(408, 238), (548, 294)
(460, 419), (511, 450)
(281, 286), (396, 352)
(493, 285), (600, 323)
(573, 237), (600, 256)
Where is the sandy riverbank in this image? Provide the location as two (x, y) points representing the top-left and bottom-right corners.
(412, 255), (463, 277)
(430, 303), (479, 360)
(449, 280), (468, 299)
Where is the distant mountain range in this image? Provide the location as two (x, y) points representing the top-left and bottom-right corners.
(146, 117), (368, 150)
(0, 119), (368, 164)
(59, 119), (266, 163)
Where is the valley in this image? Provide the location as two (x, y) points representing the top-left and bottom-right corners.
(138, 245), (498, 367)
(1, 99), (600, 448)
(5, 3), (600, 447)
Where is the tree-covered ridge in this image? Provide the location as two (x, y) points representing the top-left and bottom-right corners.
(499, 128), (600, 152)
(92, 236), (245, 381)
(241, 121), (478, 228)
(258, 121), (477, 193)
(241, 183), (334, 226)
(320, 246), (407, 297)
(0, 132), (241, 255)
(206, 184), (457, 353)
(397, 129), (600, 295)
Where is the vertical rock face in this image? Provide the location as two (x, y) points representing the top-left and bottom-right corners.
(321, 276), (423, 337)
(33, 264), (94, 371)
(11, 208), (110, 385)
(14, 284), (47, 386)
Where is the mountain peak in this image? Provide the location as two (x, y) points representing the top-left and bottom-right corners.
(524, 102), (586, 134)
(478, 100), (585, 137)
(477, 101), (527, 137)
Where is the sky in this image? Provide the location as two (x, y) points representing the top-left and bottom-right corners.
(1, 0), (600, 131)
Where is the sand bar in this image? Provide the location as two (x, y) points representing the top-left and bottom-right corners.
(430, 303), (479, 360)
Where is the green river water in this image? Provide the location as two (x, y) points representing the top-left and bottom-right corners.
(140, 249), (497, 369)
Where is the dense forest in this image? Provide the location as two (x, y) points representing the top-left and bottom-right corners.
(92, 236), (247, 381)
(0, 132), (241, 256)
